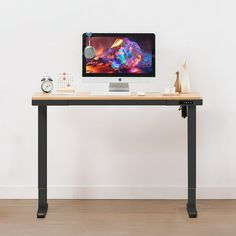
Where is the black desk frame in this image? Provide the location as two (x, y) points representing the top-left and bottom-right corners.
(32, 98), (202, 218)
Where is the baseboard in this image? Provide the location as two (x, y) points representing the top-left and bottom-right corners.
(1, 185), (236, 199)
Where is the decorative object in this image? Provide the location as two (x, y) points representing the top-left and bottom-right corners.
(84, 32), (96, 59)
(180, 59), (191, 93)
(56, 72), (75, 94)
(174, 71), (181, 93)
(41, 77), (53, 93)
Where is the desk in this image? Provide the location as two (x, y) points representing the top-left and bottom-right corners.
(32, 92), (203, 218)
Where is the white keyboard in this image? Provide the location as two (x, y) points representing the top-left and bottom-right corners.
(90, 92), (132, 96)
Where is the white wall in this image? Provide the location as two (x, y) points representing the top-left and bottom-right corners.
(0, 0), (236, 199)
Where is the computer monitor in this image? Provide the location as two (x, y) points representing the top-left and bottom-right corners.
(82, 33), (156, 91)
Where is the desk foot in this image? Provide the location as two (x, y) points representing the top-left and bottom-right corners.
(37, 204), (48, 218)
(187, 203), (197, 218)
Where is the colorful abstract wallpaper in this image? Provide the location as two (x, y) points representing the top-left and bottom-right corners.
(85, 36), (154, 75)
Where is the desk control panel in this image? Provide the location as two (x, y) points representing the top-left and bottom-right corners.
(179, 101), (194, 105)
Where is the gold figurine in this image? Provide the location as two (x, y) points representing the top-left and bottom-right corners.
(174, 71), (181, 93)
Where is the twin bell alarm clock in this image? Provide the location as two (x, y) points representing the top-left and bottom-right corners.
(41, 77), (53, 93)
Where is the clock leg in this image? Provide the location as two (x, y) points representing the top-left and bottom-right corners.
(37, 106), (48, 218)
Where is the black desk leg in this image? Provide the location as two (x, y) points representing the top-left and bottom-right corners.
(187, 105), (197, 218)
(37, 106), (48, 218)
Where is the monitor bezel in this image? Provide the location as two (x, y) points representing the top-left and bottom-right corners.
(82, 33), (156, 77)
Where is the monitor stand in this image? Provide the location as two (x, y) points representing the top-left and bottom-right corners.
(109, 82), (129, 92)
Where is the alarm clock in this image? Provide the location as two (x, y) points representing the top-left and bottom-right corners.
(41, 77), (53, 93)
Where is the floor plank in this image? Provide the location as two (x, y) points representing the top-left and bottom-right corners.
(0, 200), (236, 236)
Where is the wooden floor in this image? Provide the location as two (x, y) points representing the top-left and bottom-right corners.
(0, 200), (236, 236)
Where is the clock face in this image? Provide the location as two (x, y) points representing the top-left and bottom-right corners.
(41, 80), (53, 93)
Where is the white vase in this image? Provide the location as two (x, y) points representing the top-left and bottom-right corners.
(181, 60), (191, 93)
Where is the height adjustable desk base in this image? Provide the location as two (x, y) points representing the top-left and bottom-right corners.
(32, 92), (203, 219)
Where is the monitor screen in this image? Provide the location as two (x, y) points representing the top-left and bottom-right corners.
(82, 33), (155, 77)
